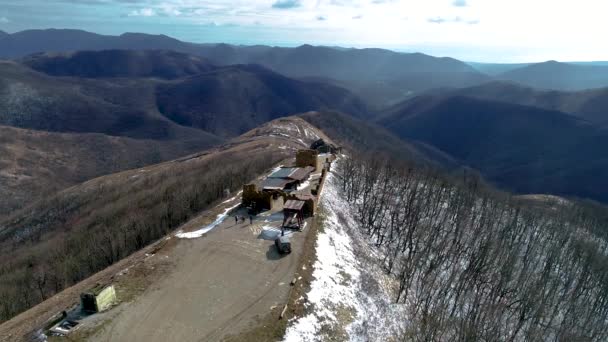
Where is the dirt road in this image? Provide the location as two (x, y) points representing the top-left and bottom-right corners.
(88, 208), (308, 342)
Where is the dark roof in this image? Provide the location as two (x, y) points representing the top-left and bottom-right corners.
(269, 167), (312, 181)
(262, 178), (292, 190)
(269, 167), (298, 179)
(284, 199), (305, 211)
(289, 167), (312, 181)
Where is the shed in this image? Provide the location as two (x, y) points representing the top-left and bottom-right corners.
(283, 199), (306, 230)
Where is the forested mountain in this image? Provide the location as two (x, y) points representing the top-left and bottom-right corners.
(299, 110), (460, 168)
(0, 117), (322, 329)
(379, 95), (608, 202)
(0, 125), (218, 220)
(498, 60), (608, 90)
(443, 81), (608, 125)
(1, 57), (367, 138)
(0, 29), (198, 58)
(21, 50), (215, 79)
(0, 30), (491, 107)
(197, 44), (476, 80)
(467, 62), (532, 75)
(329, 155), (608, 341)
(155, 64), (369, 137)
(0, 54), (368, 220)
(195, 44), (490, 107)
(0, 60), (207, 140)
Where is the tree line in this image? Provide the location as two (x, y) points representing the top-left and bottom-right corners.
(338, 155), (608, 341)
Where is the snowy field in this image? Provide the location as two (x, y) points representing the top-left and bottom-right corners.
(284, 169), (406, 342)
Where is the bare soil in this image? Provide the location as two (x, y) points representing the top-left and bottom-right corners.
(84, 205), (313, 342)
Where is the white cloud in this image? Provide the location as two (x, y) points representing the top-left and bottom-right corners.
(128, 8), (156, 17)
(110, 0), (608, 61)
(0, 17), (9, 23)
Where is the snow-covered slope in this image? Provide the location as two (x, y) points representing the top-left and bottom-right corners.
(285, 156), (608, 342)
(284, 163), (406, 341)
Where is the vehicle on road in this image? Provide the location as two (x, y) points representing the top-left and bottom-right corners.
(275, 235), (292, 254)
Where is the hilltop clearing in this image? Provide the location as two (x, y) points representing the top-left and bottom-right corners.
(0, 117), (326, 335)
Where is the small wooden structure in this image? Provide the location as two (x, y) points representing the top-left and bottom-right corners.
(80, 284), (117, 313)
(283, 199), (306, 230)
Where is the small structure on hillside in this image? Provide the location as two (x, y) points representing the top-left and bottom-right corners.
(80, 284), (117, 313)
(283, 199), (306, 230)
(297, 147), (337, 172)
(265, 167), (314, 191)
(243, 147), (335, 215)
(243, 165), (314, 213)
(310, 138), (341, 154)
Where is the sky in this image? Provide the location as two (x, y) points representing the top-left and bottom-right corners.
(1, 0), (607, 62)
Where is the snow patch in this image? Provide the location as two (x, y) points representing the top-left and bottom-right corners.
(221, 190), (242, 204)
(176, 203), (240, 239)
(283, 168), (406, 341)
(297, 180), (311, 191)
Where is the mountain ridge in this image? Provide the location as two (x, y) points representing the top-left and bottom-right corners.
(498, 60), (608, 90)
(379, 94), (608, 202)
(21, 49), (216, 79)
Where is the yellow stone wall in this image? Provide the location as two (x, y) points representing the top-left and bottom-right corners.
(95, 285), (117, 312)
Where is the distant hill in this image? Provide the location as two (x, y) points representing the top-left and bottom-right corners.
(498, 61), (608, 90)
(0, 60), (215, 140)
(467, 62), (532, 76)
(572, 61), (608, 66)
(379, 95), (608, 202)
(0, 125), (219, 219)
(196, 44), (489, 107)
(21, 50), (215, 79)
(299, 110), (459, 168)
(445, 81), (608, 125)
(156, 64), (369, 137)
(0, 29), (199, 58)
(0, 29), (491, 107)
(197, 44), (476, 80)
(2, 58), (367, 138)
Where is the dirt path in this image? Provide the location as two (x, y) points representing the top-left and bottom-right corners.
(88, 208), (308, 342)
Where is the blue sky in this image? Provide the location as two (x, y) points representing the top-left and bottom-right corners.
(1, 0), (607, 62)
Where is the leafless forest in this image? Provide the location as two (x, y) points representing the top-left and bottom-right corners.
(338, 155), (608, 341)
(0, 150), (282, 322)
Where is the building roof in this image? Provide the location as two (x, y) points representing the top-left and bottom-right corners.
(289, 167), (313, 181)
(269, 167), (298, 179)
(268, 166), (313, 181)
(262, 178), (293, 190)
(284, 199), (305, 211)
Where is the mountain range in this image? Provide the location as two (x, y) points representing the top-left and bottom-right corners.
(0, 50), (368, 216)
(1, 29), (608, 208)
(21, 50), (216, 79)
(498, 60), (608, 90)
(378, 94), (608, 202)
(3, 28), (608, 333)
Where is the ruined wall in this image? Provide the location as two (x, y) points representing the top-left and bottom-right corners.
(95, 285), (117, 312)
(242, 183), (285, 211)
(296, 149), (321, 171)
